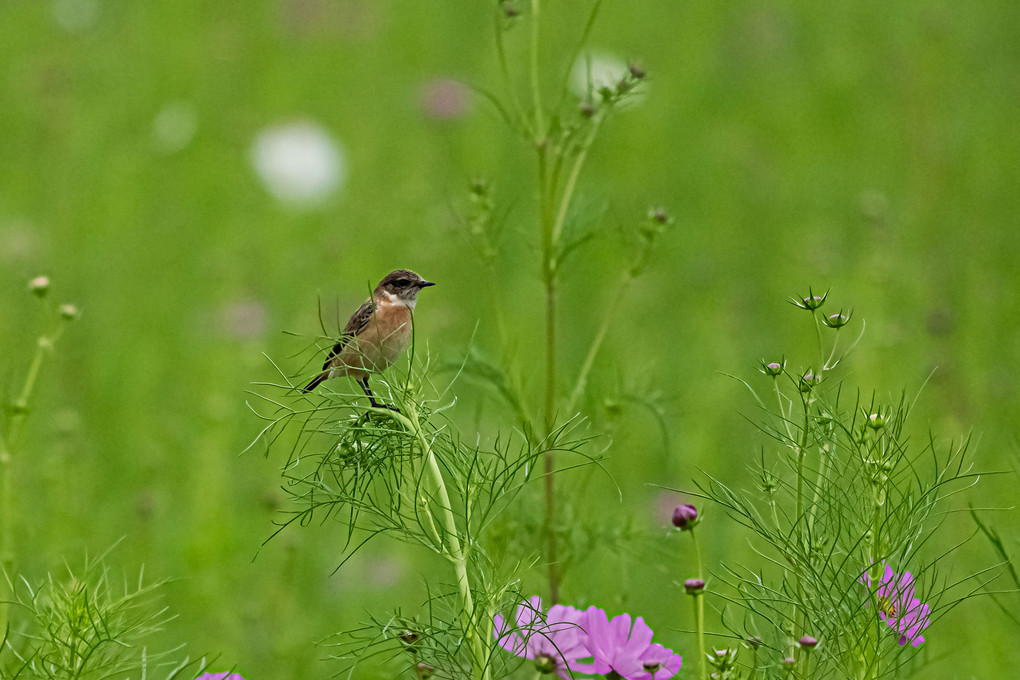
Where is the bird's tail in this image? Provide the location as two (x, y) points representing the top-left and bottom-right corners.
(303, 372), (329, 393)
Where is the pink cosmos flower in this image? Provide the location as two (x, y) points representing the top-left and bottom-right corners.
(860, 564), (931, 647)
(583, 607), (682, 680)
(494, 596), (594, 678)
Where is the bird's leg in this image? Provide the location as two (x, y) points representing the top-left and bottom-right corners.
(358, 376), (399, 412)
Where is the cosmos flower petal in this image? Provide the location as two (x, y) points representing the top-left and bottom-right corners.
(493, 597), (596, 675)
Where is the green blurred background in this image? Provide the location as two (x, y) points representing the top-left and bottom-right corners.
(1, 0), (1018, 677)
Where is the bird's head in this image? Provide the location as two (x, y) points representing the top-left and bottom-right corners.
(376, 269), (435, 305)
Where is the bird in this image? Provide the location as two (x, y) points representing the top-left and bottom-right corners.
(303, 269), (435, 410)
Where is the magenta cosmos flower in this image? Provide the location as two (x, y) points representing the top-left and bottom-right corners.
(494, 596), (594, 678)
(583, 607), (682, 680)
(860, 564), (931, 647)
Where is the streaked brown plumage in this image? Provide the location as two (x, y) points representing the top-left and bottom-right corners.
(304, 269), (434, 409)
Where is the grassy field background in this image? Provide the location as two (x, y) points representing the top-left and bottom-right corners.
(1, 1), (1018, 677)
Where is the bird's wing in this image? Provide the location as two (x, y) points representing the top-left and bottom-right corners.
(321, 299), (375, 370)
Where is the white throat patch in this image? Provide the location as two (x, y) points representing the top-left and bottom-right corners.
(380, 289), (415, 309)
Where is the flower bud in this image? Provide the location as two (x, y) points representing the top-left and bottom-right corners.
(29, 276), (50, 298)
(469, 177), (488, 196)
(672, 503), (699, 530)
(760, 359), (784, 377)
(684, 578), (705, 595)
(782, 656), (796, 671)
(867, 412), (886, 430)
(798, 370), (820, 392)
(798, 635), (818, 649)
(822, 309), (853, 329)
(415, 662), (434, 680)
(709, 648), (738, 672)
(790, 289), (828, 311)
(639, 207), (673, 241)
(628, 63), (646, 80)
(59, 304), (80, 321)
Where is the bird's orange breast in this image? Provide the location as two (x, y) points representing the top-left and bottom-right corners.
(335, 301), (413, 375)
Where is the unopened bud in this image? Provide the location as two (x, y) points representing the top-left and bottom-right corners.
(59, 304), (80, 321)
(469, 178), (488, 195)
(639, 207), (673, 241)
(684, 578), (705, 595)
(798, 370), (820, 392)
(823, 309), (853, 329)
(628, 63), (646, 80)
(867, 413), (886, 430)
(804, 296), (824, 309)
(416, 662), (435, 680)
(29, 276), (51, 298)
(671, 504), (699, 531)
(760, 359), (784, 377)
(790, 289), (828, 311)
(650, 208), (670, 224)
(798, 635), (818, 649)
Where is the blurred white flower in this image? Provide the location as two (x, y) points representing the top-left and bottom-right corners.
(250, 120), (347, 209)
(569, 50), (648, 109)
(152, 101), (198, 154)
(52, 0), (99, 32)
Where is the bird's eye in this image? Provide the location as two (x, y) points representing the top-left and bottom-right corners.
(395, 278), (410, 287)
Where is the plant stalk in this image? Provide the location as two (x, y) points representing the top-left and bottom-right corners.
(1, 328), (62, 632)
(398, 403), (490, 680)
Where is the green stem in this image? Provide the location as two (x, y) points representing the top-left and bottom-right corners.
(1, 328), (62, 632)
(550, 109), (605, 247)
(806, 442), (830, 540)
(0, 441), (11, 633)
(529, 0), (544, 140)
(812, 313), (824, 366)
(543, 273), (559, 603)
(690, 532), (706, 680)
(792, 395), (812, 643)
(691, 591), (707, 680)
(565, 262), (630, 415)
(532, 0), (559, 600)
(823, 331), (840, 371)
(388, 405), (489, 680)
(773, 381), (794, 442)
(492, 8), (528, 135)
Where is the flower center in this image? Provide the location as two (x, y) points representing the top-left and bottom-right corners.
(878, 596), (897, 618)
(534, 653), (558, 674)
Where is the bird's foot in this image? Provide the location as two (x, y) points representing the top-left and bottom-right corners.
(369, 399), (401, 413)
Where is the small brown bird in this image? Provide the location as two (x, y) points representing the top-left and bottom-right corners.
(303, 269), (435, 409)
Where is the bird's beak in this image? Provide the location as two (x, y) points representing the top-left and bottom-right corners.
(419, 280), (436, 288)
